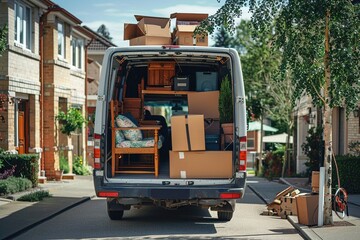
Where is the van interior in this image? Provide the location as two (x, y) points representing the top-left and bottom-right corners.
(105, 49), (234, 179)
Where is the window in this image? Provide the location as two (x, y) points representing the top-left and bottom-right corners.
(58, 22), (64, 57)
(247, 138), (255, 149)
(14, 1), (32, 50)
(71, 37), (84, 69)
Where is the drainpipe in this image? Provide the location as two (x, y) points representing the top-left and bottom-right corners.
(84, 37), (94, 163)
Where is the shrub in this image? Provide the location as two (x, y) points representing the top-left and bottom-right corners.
(332, 155), (360, 194)
(18, 190), (51, 202)
(348, 141), (360, 156)
(301, 126), (324, 178)
(59, 153), (70, 174)
(0, 153), (39, 187)
(0, 177), (32, 196)
(56, 107), (87, 136)
(73, 155), (91, 175)
(0, 165), (16, 179)
(262, 144), (285, 180)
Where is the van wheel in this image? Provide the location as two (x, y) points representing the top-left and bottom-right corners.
(217, 211), (233, 221)
(107, 209), (124, 220)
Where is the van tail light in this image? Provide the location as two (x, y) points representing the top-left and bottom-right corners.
(238, 136), (247, 171)
(220, 192), (242, 199)
(94, 133), (101, 169)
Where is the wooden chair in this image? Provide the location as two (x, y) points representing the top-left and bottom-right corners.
(110, 100), (161, 177)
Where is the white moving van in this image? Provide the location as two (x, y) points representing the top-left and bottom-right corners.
(93, 46), (247, 221)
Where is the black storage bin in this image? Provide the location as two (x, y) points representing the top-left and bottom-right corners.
(205, 134), (220, 150)
(173, 76), (189, 91)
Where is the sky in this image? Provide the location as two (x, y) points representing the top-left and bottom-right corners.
(52, 0), (251, 47)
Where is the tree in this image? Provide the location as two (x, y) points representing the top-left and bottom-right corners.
(232, 20), (294, 176)
(0, 24), (8, 55)
(97, 24), (113, 41)
(212, 26), (232, 47)
(199, 0), (360, 225)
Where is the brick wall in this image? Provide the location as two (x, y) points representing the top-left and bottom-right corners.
(348, 113), (360, 150)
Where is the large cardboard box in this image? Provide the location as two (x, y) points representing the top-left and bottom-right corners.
(311, 171), (320, 193)
(130, 36), (172, 46)
(296, 193), (319, 226)
(169, 151), (232, 178)
(170, 13), (209, 46)
(188, 91), (219, 119)
(124, 15), (171, 45)
(171, 115), (205, 151)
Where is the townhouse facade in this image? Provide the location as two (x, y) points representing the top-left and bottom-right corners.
(0, 0), (94, 179)
(294, 95), (360, 174)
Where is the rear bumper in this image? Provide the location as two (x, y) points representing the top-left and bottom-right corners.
(93, 173), (247, 200)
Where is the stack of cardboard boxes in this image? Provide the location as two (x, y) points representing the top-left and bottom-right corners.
(124, 13), (209, 46)
(169, 112), (232, 179)
(266, 171), (321, 226)
(296, 171), (320, 226)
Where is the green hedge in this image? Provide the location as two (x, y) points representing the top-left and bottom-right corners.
(0, 153), (39, 187)
(332, 155), (360, 194)
(0, 176), (32, 196)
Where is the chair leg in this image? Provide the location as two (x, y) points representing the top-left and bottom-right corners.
(112, 152), (115, 177)
(154, 149), (159, 177)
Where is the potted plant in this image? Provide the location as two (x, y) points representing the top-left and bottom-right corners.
(218, 74), (233, 135)
(56, 107), (87, 136)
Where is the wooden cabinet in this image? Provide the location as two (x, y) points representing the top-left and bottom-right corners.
(148, 62), (175, 86)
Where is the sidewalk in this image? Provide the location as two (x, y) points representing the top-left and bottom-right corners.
(0, 175), (95, 240)
(247, 176), (360, 240)
(0, 175), (359, 240)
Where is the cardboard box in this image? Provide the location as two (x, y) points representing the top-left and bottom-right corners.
(169, 151), (232, 178)
(280, 195), (298, 218)
(124, 15), (170, 39)
(170, 13), (209, 46)
(188, 91), (220, 119)
(296, 193), (319, 226)
(171, 115), (205, 151)
(311, 171), (319, 193)
(130, 36), (171, 46)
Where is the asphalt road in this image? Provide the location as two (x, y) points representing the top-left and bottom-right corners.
(13, 186), (303, 240)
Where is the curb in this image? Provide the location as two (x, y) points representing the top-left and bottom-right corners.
(2, 196), (94, 240)
(287, 216), (322, 240)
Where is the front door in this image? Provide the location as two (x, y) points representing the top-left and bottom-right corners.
(17, 100), (29, 154)
(18, 111), (25, 154)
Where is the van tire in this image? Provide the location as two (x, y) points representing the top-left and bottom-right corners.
(217, 211), (233, 221)
(108, 210), (124, 220)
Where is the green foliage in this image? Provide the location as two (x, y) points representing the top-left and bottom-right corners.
(18, 190), (51, 202)
(0, 24), (7, 55)
(332, 155), (360, 194)
(218, 75), (233, 124)
(302, 126), (324, 177)
(262, 145), (285, 180)
(0, 177), (32, 196)
(73, 155), (91, 175)
(97, 24), (113, 41)
(348, 141), (360, 156)
(212, 26), (233, 47)
(0, 153), (39, 187)
(59, 153), (70, 174)
(56, 107), (87, 136)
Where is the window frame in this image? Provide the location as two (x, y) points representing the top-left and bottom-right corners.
(14, 1), (32, 51)
(57, 21), (65, 58)
(71, 36), (84, 69)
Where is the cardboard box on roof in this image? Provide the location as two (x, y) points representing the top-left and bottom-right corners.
(124, 15), (171, 44)
(170, 12), (209, 46)
(130, 36), (171, 46)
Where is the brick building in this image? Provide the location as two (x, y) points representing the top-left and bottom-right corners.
(0, 0), (94, 179)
